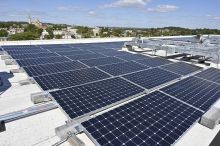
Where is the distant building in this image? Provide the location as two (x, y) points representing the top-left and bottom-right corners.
(28, 15), (48, 29)
(0, 37), (8, 41)
(92, 27), (100, 37)
(40, 29), (49, 39)
(53, 30), (64, 36)
(8, 28), (24, 35)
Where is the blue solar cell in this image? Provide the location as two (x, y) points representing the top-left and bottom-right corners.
(98, 61), (149, 76)
(123, 68), (181, 89)
(10, 52), (59, 60)
(51, 77), (144, 119)
(47, 48), (81, 52)
(56, 50), (92, 56)
(67, 53), (106, 60)
(116, 54), (152, 61)
(6, 49), (49, 55)
(23, 61), (87, 77)
(80, 57), (125, 67)
(100, 51), (131, 56)
(195, 68), (220, 84)
(82, 91), (203, 146)
(135, 57), (172, 67)
(16, 56), (71, 67)
(161, 76), (220, 111)
(161, 62), (202, 75)
(34, 67), (110, 90)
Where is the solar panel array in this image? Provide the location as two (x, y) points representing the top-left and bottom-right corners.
(123, 68), (181, 89)
(50, 77), (145, 119)
(161, 76), (220, 111)
(2, 42), (220, 146)
(11, 52), (59, 60)
(16, 56), (71, 67)
(161, 62), (202, 75)
(98, 61), (149, 76)
(23, 61), (87, 77)
(34, 67), (110, 90)
(82, 91), (203, 146)
(67, 53), (106, 61)
(135, 57), (172, 67)
(195, 67), (220, 84)
(80, 57), (125, 67)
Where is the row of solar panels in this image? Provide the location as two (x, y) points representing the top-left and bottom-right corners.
(2, 42), (220, 146)
(76, 68), (220, 146)
(1, 42), (125, 55)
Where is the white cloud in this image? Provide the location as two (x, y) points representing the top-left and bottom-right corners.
(57, 6), (82, 11)
(101, 0), (151, 8)
(147, 5), (178, 13)
(207, 14), (220, 20)
(88, 11), (97, 16)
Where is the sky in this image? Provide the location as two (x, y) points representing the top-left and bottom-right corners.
(0, 0), (220, 29)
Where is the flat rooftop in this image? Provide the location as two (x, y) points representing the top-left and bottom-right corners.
(0, 37), (220, 146)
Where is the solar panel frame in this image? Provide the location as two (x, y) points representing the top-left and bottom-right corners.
(81, 91), (203, 146)
(160, 76), (220, 111)
(50, 77), (145, 119)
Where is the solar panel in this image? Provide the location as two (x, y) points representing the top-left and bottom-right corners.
(50, 77), (145, 119)
(16, 56), (71, 67)
(80, 57), (125, 67)
(135, 57), (172, 67)
(6, 49), (49, 55)
(10, 52), (59, 60)
(116, 54), (152, 61)
(98, 61), (149, 76)
(34, 67), (110, 90)
(161, 76), (220, 111)
(195, 68), (220, 84)
(161, 62), (202, 75)
(67, 53), (106, 61)
(46, 48), (81, 52)
(99, 51), (131, 56)
(23, 61), (87, 77)
(56, 50), (92, 56)
(82, 91), (203, 146)
(123, 68), (181, 90)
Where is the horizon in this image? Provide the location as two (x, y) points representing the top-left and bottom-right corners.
(0, 0), (220, 29)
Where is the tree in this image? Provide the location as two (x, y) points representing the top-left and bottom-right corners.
(9, 32), (39, 40)
(24, 24), (43, 38)
(99, 27), (111, 38)
(0, 30), (8, 37)
(76, 26), (93, 38)
(46, 27), (54, 39)
(111, 29), (123, 37)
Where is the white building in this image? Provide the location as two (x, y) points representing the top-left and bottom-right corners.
(40, 29), (49, 39)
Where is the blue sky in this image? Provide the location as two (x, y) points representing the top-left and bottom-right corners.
(0, 0), (220, 29)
